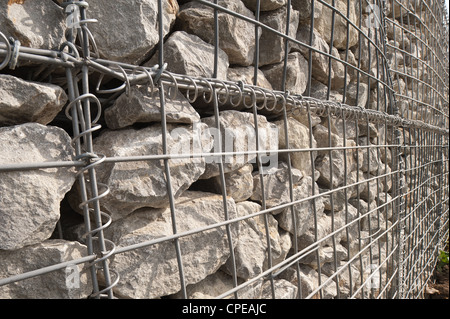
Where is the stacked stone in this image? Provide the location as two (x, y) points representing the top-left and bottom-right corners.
(0, 0), (444, 299)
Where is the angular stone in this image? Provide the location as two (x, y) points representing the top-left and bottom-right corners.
(276, 176), (325, 237)
(212, 163), (254, 202)
(275, 117), (317, 176)
(312, 0), (359, 50)
(242, 0), (286, 11)
(201, 110), (278, 179)
(292, 25), (332, 86)
(308, 79), (344, 103)
(292, 0), (322, 22)
(0, 123), (76, 250)
(297, 265), (337, 299)
(171, 270), (263, 299)
(74, 122), (213, 220)
(103, 191), (239, 299)
(86, 0), (178, 64)
(261, 52), (309, 95)
(0, 0), (66, 50)
(342, 82), (369, 108)
(321, 260), (361, 298)
(224, 201), (291, 279)
(260, 279), (298, 299)
(355, 138), (383, 174)
(105, 85), (201, 129)
(315, 150), (348, 188)
(227, 66), (273, 90)
(251, 162), (303, 210)
(0, 74), (68, 126)
(0, 240), (92, 299)
(145, 31), (229, 80)
(178, 0), (259, 66)
(299, 244), (348, 268)
(258, 5), (299, 66)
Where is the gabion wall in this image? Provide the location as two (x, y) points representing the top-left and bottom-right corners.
(0, 0), (449, 299)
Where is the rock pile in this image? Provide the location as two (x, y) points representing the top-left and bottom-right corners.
(0, 0), (443, 299)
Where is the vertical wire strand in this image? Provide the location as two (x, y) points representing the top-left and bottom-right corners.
(157, 0), (187, 299)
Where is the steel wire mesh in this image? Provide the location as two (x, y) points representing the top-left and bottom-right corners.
(0, 0), (448, 299)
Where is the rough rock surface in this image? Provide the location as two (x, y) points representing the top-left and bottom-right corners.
(104, 85), (201, 129)
(70, 122), (213, 220)
(145, 31), (229, 80)
(86, 0), (178, 64)
(0, 74), (68, 126)
(177, 0), (259, 66)
(0, 123), (76, 250)
(0, 240), (92, 299)
(103, 191), (239, 299)
(201, 110), (278, 179)
(0, 0), (66, 50)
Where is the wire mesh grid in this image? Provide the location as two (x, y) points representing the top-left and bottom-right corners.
(0, 0), (448, 299)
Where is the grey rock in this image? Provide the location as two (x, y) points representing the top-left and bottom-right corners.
(0, 0), (66, 50)
(292, 0), (323, 21)
(86, 0), (178, 64)
(0, 74), (68, 126)
(298, 265), (337, 299)
(171, 270), (263, 299)
(261, 52), (309, 95)
(104, 85), (201, 129)
(321, 261), (361, 298)
(342, 82), (369, 108)
(275, 117), (317, 176)
(242, 0), (286, 11)
(312, 0), (359, 50)
(227, 66), (273, 89)
(251, 162), (303, 210)
(258, 5), (299, 66)
(213, 163), (254, 202)
(103, 191), (239, 299)
(74, 122), (213, 220)
(307, 79), (344, 103)
(224, 201), (291, 279)
(260, 279), (298, 299)
(201, 110), (278, 179)
(178, 0), (259, 66)
(276, 176), (325, 237)
(0, 240), (92, 299)
(145, 31), (229, 80)
(0, 123), (76, 250)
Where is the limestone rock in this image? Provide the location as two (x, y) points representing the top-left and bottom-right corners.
(75, 122), (213, 220)
(104, 85), (201, 129)
(258, 5), (299, 66)
(227, 66), (273, 90)
(0, 75), (68, 126)
(177, 0), (259, 66)
(251, 162), (303, 210)
(171, 270), (263, 299)
(261, 52), (309, 95)
(0, 240), (92, 299)
(260, 279), (298, 299)
(213, 163), (254, 202)
(224, 201), (291, 279)
(276, 176), (325, 237)
(275, 117), (317, 176)
(0, 123), (76, 250)
(201, 110), (278, 179)
(103, 191), (239, 299)
(0, 0), (66, 50)
(86, 0), (178, 64)
(312, 0), (359, 50)
(293, 25), (349, 89)
(145, 31), (229, 80)
(242, 0), (286, 11)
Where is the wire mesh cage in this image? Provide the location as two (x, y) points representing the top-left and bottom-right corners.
(0, 0), (448, 299)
